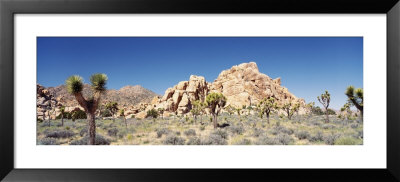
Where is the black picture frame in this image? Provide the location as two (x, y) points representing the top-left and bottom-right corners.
(1, 0), (399, 181)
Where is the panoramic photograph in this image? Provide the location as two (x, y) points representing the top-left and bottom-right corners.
(36, 37), (363, 145)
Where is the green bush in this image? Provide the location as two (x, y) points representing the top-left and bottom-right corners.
(162, 134), (185, 145)
(295, 131), (310, 140)
(146, 109), (159, 118)
(70, 135), (110, 145)
(233, 138), (252, 145)
(101, 109), (113, 117)
(38, 138), (58, 145)
(184, 129), (196, 136)
(334, 137), (358, 145)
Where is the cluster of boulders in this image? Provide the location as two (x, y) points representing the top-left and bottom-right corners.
(37, 84), (86, 120)
(144, 62), (308, 116)
(37, 84), (60, 120)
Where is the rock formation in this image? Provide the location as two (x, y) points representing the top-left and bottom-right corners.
(151, 62), (306, 116)
(37, 84), (61, 120)
(211, 62), (304, 107)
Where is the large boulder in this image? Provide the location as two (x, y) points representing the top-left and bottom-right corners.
(210, 62), (305, 109)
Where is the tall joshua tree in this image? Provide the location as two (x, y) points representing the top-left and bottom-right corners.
(105, 102), (118, 122)
(119, 109), (127, 128)
(282, 100), (300, 120)
(345, 86), (363, 118)
(317, 90), (331, 123)
(258, 97), (278, 124)
(340, 102), (352, 120)
(60, 106), (66, 126)
(192, 100), (207, 123)
(206, 93), (227, 129)
(305, 102), (315, 118)
(66, 74), (107, 145)
(190, 100), (202, 123)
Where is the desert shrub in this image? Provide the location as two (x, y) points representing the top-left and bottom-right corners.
(71, 109), (87, 120)
(310, 120), (321, 126)
(80, 128), (87, 137)
(162, 134), (185, 145)
(127, 134), (133, 140)
(107, 128), (119, 137)
(70, 135), (110, 145)
(324, 133), (341, 145)
(312, 106), (324, 115)
(295, 130), (310, 140)
(38, 138), (58, 145)
(276, 133), (294, 145)
(100, 109), (112, 117)
(65, 126), (70, 130)
(321, 124), (336, 130)
(200, 125), (206, 131)
(211, 129), (229, 139)
(270, 126), (294, 135)
(354, 130), (363, 139)
(281, 127), (294, 135)
(56, 112), (72, 119)
(255, 136), (280, 145)
(309, 131), (324, 142)
(229, 125), (245, 135)
(45, 130), (75, 138)
(184, 129), (196, 136)
(156, 128), (171, 138)
(202, 134), (228, 145)
(350, 123), (359, 129)
(233, 138), (252, 145)
(252, 128), (265, 137)
(176, 131), (181, 136)
(40, 122), (50, 127)
(186, 137), (201, 145)
(334, 137), (358, 145)
(325, 108), (336, 115)
(146, 109), (159, 118)
(118, 128), (136, 139)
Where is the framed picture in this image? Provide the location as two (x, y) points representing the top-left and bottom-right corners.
(1, 0), (399, 181)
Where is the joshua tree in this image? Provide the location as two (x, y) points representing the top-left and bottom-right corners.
(157, 108), (165, 119)
(305, 102), (315, 118)
(317, 90), (331, 123)
(192, 100), (207, 123)
(345, 86), (363, 118)
(60, 106), (66, 126)
(281, 100), (300, 120)
(225, 105), (235, 116)
(246, 105), (253, 116)
(66, 73), (107, 145)
(340, 102), (353, 120)
(206, 93), (227, 129)
(46, 108), (51, 127)
(190, 100), (203, 123)
(105, 102), (118, 122)
(258, 97), (278, 124)
(119, 109), (127, 128)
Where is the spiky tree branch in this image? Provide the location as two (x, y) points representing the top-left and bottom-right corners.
(345, 86), (363, 118)
(317, 90), (331, 123)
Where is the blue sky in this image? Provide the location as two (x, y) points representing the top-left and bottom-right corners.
(37, 37), (363, 110)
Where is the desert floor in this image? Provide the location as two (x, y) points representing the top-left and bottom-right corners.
(37, 113), (363, 145)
